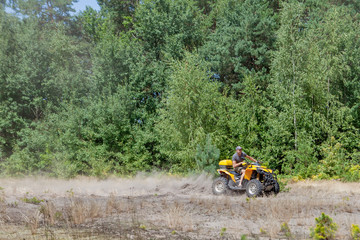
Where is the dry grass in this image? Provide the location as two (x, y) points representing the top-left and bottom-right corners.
(89, 199), (102, 220)
(105, 192), (120, 215)
(165, 203), (194, 232)
(63, 197), (104, 225)
(26, 210), (41, 235)
(40, 201), (57, 225)
(0, 188), (6, 217)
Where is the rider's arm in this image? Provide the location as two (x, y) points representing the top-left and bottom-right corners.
(246, 155), (257, 163)
(232, 160), (243, 168)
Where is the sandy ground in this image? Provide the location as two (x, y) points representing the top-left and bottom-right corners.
(0, 174), (359, 239)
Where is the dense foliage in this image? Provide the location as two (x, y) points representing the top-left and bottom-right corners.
(0, 0), (359, 179)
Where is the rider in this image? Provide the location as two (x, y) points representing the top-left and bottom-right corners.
(232, 146), (258, 187)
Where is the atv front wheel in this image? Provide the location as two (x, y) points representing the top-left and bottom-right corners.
(212, 177), (229, 195)
(273, 181), (280, 194)
(246, 179), (263, 198)
(265, 181), (280, 196)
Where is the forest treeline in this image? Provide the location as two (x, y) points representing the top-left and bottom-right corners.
(0, 0), (359, 179)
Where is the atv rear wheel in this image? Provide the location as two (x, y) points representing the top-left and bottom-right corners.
(246, 179), (263, 198)
(212, 177), (229, 195)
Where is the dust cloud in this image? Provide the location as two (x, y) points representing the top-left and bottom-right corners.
(0, 173), (213, 198)
(289, 179), (360, 194)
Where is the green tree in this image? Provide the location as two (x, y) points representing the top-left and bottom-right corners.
(135, 0), (206, 60)
(228, 74), (269, 161)
(201, 0), (277, 88)
(3, 87), (140, 176)
(156, 53), (228, 171)
(266, 1), (309, 172)
(7, 0), (76, 24)
(0, 5), (91, 156)
(267, 1), (360, 173)
(97, 0), (138, 33)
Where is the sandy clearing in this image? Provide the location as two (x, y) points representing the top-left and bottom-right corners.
(0, 175), (359, 239)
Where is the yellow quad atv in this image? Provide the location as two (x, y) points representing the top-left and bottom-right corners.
(212, 160), (279, 197)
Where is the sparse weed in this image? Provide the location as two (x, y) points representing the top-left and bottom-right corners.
(280, 222), (293, 239)
(351, 224), (360, 240)
(260, 228), (267, 235)
(220, 227), (227, 237)
(0, 199), (6, 215)
(55, 211), (63, 220)
(21, 196), (44, 205)
(241, 235), (248, 240)
(0, 187), (5, 203)
(66, 188), (74, 197)
(8, 201), (18, 208)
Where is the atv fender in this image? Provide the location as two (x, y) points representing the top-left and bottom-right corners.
(217, 169), (236, 182)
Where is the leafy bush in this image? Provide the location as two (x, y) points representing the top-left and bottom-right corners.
(310, 213), (338, 240)
(343, 165), (360, 182)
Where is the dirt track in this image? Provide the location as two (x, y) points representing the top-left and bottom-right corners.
(0, 174), (359, 239)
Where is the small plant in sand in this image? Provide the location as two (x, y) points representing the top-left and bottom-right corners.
(310, 213), (337, 240)
(241, 235), (248, 240)
(8, 201), (18, 208)
(260, 228), (267, 235)
(351, 224), (360, 240)
(220, 227), (227, 237)
(66, 188), (75, 197)
(280, 222), (293, 239)
(0, 187), (5, 203)
(21, 196), (44, 205)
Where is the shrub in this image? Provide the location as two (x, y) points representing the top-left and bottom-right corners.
(344, 165), (360, 181)
(310, 213), (338, 240)
(195, 135), (220, 174)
